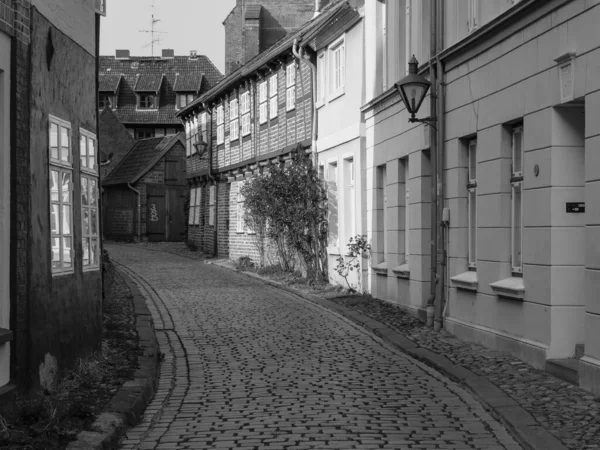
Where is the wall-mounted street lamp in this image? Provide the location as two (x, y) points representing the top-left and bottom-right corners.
(193, 140), (208, 158)
(394, 55), (436, 126)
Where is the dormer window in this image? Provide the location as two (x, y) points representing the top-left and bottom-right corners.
(138, 94), (156, 109)
(99, 93), (114, 110)
(177, 93), (195, 109)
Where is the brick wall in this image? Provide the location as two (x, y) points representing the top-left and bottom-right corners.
(10, 5), (32, 384)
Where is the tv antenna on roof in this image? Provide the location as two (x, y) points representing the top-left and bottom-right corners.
(138, 0), (168, 58)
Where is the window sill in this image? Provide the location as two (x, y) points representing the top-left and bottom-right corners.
(0, 328), (13, 346)
(316, 100), (325, 109)
(136, 108), (159, 112)
(372, 261), (388, 275)
(327, 246), (341, 256)
(490, 277), (525, 301)
(327, 90), (345, 103)
(451, 270), (478, 292)
(392, 263), (410, 279)
(52, 270), (74, 277)
(286, 106), (296, 113)
(83, 266), (100, 273)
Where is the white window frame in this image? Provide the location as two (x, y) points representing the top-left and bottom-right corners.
(286, 63), (296, 112)
(329, 36), (346, 100)
(208, 185), (216, 226)
(137, 93), (157, 110)
(216, 104), (224, 145)
(259, 81), (268, 124)
(49, 115), (74, 275)
(269, 74), (278, 119)
(188, 187), (197, 225)
(200, 112), (208, 142)
(403, 159), (410, 265)
(241, 114), (251, 137)
(317, 52), (326, 105)
(240, 91), (251, 137)
(236, 181), (245, 233)
(511, 126), (524, 274)
(468, 0), (479, 33)
(80, 128), (100, 271)
(467, 139), (477, 269)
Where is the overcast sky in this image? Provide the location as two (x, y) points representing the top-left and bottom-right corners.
(100, 0), (236, 74)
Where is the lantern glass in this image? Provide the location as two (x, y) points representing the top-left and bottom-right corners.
(398, 81), (429, 116)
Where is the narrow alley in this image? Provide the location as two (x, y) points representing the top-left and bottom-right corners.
(107, 244), (521, 450)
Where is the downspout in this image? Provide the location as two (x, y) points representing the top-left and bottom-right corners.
(202, 103), (218, 257)
(426, 0), (438, 328)
(434, 0), (446, 331)
(292, 39), (318, 166)
(127, 182), (141, 241)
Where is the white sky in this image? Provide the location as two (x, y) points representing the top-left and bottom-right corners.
(100, 0), (237, 74)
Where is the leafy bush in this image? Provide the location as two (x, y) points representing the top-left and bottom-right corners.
(235, 256), (255, 272)
(241, 145), (328, 283)
(335, 235), (371, 293)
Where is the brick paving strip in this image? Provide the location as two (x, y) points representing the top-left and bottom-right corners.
(206, 261), (599, 450)
(104, 243), (529, 450)
(67, 266), (161, 450)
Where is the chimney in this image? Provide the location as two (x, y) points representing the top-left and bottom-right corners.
(313, 0), (323, 18)
(161, 49), (175, 59)
(243, 5), (262, 64)
(189, 50), (198, 59)
(115, 49), (130, 59)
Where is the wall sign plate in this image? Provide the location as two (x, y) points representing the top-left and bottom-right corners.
(566, 202), (585, 213)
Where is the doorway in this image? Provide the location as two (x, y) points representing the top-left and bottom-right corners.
(146, 184), (186, 242)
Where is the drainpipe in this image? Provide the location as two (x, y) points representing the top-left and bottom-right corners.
(434, 0), (446, 331)
(426, 0), (438, 328)
(292, 39), (318, 166)
(313, 0), (322, 18)
(202, 103), (218, 257)
(127, 182), (141, 241)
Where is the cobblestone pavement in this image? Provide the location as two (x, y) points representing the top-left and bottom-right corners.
(107, 243), (522, 450)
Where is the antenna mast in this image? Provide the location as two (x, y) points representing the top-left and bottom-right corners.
(138, 0), (167, 57)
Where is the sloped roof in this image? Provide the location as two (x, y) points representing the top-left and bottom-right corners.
(177, 0), (351, 118)
(103, 134), (184, 186)
(245, 4), (262, 20)
(99, 73), (122, 93)
(99, 55), (223, 125)
(173, 73), (204, 92)
(99, 107), (136, 178)
(134, 73), (164, 92)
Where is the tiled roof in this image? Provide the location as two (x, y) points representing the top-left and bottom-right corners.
(173, 73), (204, 92)
(103, 134), (183, 186)
(177, 0), (350, 118)
(99, 73), (122, 93)
(134, 73), (164, 92)
(99, 55), (223, 125)
(99, 107), (136, 179)
(245, 4), (262, 20)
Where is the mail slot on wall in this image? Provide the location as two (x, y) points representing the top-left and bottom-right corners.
(566, 202), (585, 213)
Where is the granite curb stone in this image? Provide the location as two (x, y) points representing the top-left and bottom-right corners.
(207, 260), (569, 450)
(67, 268), (160, 450)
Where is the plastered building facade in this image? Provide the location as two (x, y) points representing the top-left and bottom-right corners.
(363, 0), (600, 394)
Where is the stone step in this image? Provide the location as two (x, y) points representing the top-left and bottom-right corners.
(575, 344), (585, 359)
(546, 358), (579, 385)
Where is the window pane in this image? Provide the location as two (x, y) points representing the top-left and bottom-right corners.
(513, 184), (522, 269)
(50, 123), (59, 160)
(80, 135), (88, 168)
(90, 179), (98, 206)
(513, 128), (523, 173)
(52, 237), (61, 269)
(81, 176), (89, 205)
(469, 142), (477, 180)
(62, 172), (71, 203)
(91, 209), (98, 236)
(469, 189), (477, 265)
(91, 238), (98, 265)
(51, 204), (60, 235)
(62, 205), (72, 235)
(60, 127), (70, 162)
(51, 170), (59, 201)
(88, 139), (96, 170)
(63, 237), (72, 268)
(83, 208), (90, 236)
(83, 237), (90, 266)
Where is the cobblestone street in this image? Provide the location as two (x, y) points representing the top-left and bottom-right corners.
(108, 243), (522, 450)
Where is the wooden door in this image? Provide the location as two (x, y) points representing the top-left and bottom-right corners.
(166, 187), (186, 242)
(147, 185), (167, 242)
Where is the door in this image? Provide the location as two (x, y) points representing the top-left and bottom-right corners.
(147, 184), (167, 242)
(166, 187), (187, 242)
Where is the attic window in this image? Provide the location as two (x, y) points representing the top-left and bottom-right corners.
(138, 94), (156, 109)
(99, 93), (114, 110)
(177, 93), (195, 109)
